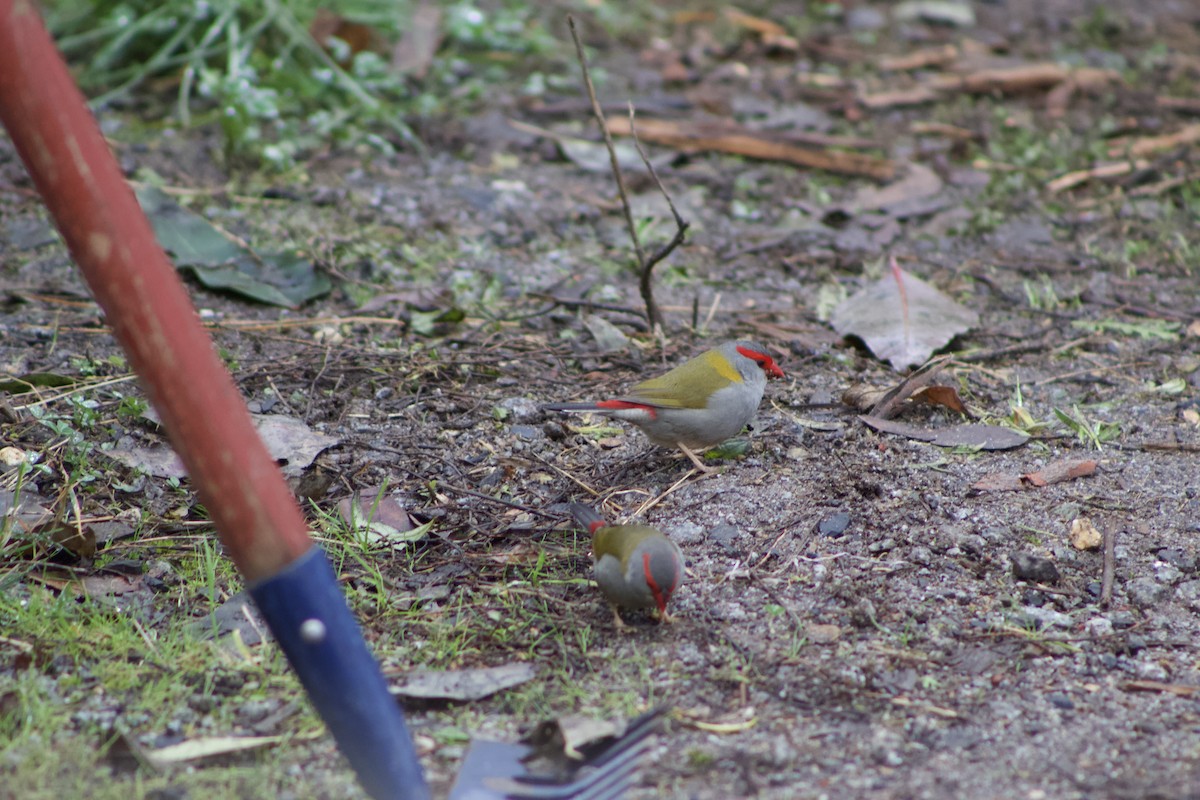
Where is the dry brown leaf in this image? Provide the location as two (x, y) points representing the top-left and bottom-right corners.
(866, 355), (951, 419)
(971, 458), (1098, 492)
(389, 663), (537, 702)
(1023, 459), (1098, 486)
(843, 383), (890, 412)
(912, 385), (967, 415)
(310, 9), (379, 66)
(391, 3), (442, 78)
(830, 260), (979, 370)
(849, 162), (943, 213)
(46, 519), (96, 559)
(860, 417), (1028, 450)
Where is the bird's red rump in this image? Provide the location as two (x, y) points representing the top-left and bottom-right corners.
(595, 400), (657, 419)
(736, 345), (785, 378)
(643, 552), (669, 614)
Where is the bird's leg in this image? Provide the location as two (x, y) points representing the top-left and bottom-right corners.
(610, 605), (631, 632)
(677, 443), (715, 474)
(656, 609), (676, 624)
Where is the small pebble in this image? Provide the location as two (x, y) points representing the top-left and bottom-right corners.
(709, 523), (741, 551)
(497, 396), (540, 423)
(818, 512), (851, 538)
(667, 521), (705, 545)
(1047, 693), (1075, 710)
(1011, 552), (1060, 584)
(1125, 577), (1169, 608)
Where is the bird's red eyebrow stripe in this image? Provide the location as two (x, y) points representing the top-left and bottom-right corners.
(596, 400), (657, 419)
(643, 552), (668, 613)
(736, 346), (785, 378)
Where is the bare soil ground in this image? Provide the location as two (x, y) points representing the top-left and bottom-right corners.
(4, 2), (1200, 799)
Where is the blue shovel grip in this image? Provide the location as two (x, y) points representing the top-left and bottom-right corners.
(249, 548), (430, 800)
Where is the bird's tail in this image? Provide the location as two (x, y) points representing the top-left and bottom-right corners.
(542, 401), (602, 412)
(567, 503), (607, 534)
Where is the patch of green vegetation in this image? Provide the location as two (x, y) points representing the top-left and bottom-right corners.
(0, 582), (317, 796)
(1022, 275), (1062, 311)
(1002, 382), (1052, 438)
(1054, 405), (1121, 450)
(1075, 7), (1128, 51)
(1070, 317), (1180, 341)
(46, 0), (562, 168)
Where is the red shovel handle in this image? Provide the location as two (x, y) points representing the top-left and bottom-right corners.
(0, 0), (310, 581)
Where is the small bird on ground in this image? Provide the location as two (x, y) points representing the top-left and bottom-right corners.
(544, 340), (785, 472)
(568, 503), (684, 629)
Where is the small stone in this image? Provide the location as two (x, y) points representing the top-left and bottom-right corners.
(1022, 589), (1047, 607)
(846, 6), (885, 29)
(237, 699), (277, 723)
(667, 521), (705, 545)
(497, 396), (540, 423)
(1176, 580), (1200, 611)
(954, 533), (987, 557)
(1021, 606), (1072, 630)
(1126, 636), (1149, 656)
(510, 424), (542, 441)
(1133, 658), (1167, 681)
(1125, 577), (1169, 608)
(868, 537), (896, 554)
(909, 546), (933, 566)
(1011, 552), (1060, 584)
(806, 623), (842, 644)
(709, 523), (741, 550)
(1157, 547), (1197, 572)
(1085, 617), (1113, 638)
(1154, 563), (1184, 585)
(1108, 611), (1137, 629)
(1047, 693), (1075, 710)
(1068, 517), (1102, 550)
(849, 599), (878, 628)
(818, 512), (851, 538)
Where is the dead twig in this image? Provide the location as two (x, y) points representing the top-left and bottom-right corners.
(605, 116), (896, 181)
(1100, 525), (1116, 608)
(568, 15), (687, 332)
(627, 103), (691, 330)
(526, 291), (647, 320)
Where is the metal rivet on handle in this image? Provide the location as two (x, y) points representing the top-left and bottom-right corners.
(300, 618), (326, 643)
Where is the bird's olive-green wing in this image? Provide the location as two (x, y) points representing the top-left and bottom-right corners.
(619, 350), (743, 409)
(593, 525), (664, 562)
